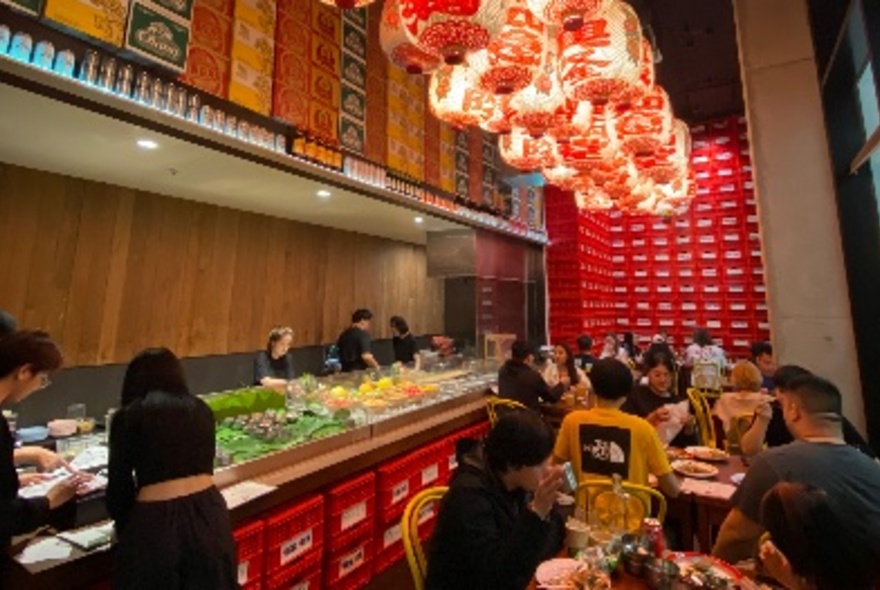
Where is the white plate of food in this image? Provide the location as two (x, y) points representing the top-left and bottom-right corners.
(669, 552), (744, 588)
(685, 446), (730, 462)
(535, 558), (581, 587)
(671, 459), (719, 479)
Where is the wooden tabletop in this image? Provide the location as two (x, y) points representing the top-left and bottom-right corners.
(528, 569), (649, 589)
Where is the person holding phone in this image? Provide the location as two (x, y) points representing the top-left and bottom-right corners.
(1, 330), (89, 549)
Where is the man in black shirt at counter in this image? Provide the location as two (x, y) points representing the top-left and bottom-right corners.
(337, 309), (380, 373)
(497, 341), (565, 412)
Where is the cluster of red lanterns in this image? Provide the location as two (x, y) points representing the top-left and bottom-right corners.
(376, 0), (694, 215)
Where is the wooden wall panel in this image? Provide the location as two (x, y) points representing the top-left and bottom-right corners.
(0, 162), (444, 366)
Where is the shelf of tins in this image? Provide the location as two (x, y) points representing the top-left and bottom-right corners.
(0, 23), (547, 246)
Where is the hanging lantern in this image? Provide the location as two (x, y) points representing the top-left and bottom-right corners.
(429, 64), (493, 127)
(639, 170), (695, 216)
(499, 127), (554, 169)
(614, 85), (673, 156)
(546, 100), (593, 143)
(381, 0), (443, 74)
(526, 0), (606, 31)
(398, 0), (505, 65)
(467, 0), (544, 94)
(479, 93), (515, 133)
(634, 118), (690, 183)
(574, 187), (614, 210)
(558, 0), (643, 103)
(509, 36), (565, 136)
(638, 37), (655, 90)
(542, 164), (591, 191)
(550, 103), (619, 174)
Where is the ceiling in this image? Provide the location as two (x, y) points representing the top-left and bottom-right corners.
(634, 0), (744, 123)
(0, 80), (463, 246)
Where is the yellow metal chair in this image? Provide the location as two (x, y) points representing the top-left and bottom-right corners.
(692, 361), (724, 399)
(725, 412), (756, 455)
(402, 486), (449, 590)
(485, 396), (529, 427)
(575, 478), (668, 533)
(687, 388), (717, 448)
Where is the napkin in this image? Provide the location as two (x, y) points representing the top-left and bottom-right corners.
(18, 538), (72, 564)
(656, 401), (691, 445)
(221, 480), (277, 510)
(679, 479), (737, 500)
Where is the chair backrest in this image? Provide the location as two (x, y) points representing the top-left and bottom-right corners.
(692, 361), (723, 396)
(402, 486), (449, 590)
(687, 388), (717, 448)
(726, 412), (755, 455)
(485, 396), (529, 427)
(574, 478), (667, 532)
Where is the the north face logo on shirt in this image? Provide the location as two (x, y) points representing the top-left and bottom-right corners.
(579, 424), (631, 479)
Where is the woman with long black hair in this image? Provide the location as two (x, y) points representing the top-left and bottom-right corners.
(107, 347), (236, 590)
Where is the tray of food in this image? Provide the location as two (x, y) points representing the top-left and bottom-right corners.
(671, 459), (720, 479)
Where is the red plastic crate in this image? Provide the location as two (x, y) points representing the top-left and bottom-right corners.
(324, 537), (373, 589)
(373, 519), (405, 576)
(266, 550), (322, 590)
(235, 520), (266, 588)
(377, 454), (420, 517)
(265, 495), (325, 575)
(327, 472), (376, 551)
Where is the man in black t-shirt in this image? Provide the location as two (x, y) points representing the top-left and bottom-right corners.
(336, 309), (379, 373)
(573, 335), (597, 373)
(713, 375), (880, 563)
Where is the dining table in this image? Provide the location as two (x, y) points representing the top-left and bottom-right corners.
(527, 568), (648, 589)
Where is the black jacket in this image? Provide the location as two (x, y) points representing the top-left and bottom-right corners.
(425, 444), (564, 590)
(497, 360), (564, 412)
(1, 415), (50, 549)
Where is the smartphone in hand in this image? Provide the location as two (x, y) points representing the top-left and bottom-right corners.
(561, 461), (578, 493)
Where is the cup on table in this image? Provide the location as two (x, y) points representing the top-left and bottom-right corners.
(565, 518), (591, 552)
(67, 404), (87, 420)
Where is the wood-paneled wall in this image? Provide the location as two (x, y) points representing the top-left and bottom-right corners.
(0, 163), (444, 366)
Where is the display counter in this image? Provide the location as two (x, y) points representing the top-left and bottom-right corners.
(2, 365), (495, 590)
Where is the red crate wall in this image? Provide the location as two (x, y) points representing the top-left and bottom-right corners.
(546, 115), (770, 358)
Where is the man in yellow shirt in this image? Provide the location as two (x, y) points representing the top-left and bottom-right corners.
(554, 358), (680, 498)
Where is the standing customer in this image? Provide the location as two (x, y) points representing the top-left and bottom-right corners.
(390, 315), (419, 367)
(684, 328), (727, 390)
(426, 412), (564, 590)
(1, 331), (86, 549)
(254, 326), (295, 392)
(336, 309), (379, 372)
(573, 334), (597, 372)
(107, 348), (237, 590)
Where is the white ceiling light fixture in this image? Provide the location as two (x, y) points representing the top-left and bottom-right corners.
(136, 139), (159, 150)
(414, 216), (425, 224)
(316, 189), (331, 198)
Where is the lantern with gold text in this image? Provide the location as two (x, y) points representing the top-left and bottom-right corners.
(499, 128), (554, 169)
(381, 0), (443, 74)
(398, 0), (505, 65)
(557, 0), (643, 103)
(526, 0), (606, 31)
(429, 64), (493, 127)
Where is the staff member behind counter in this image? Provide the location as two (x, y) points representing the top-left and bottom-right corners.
(254, 327), (295, 392)
(390, 315), (419, 368)
(337, 309), (380, 373)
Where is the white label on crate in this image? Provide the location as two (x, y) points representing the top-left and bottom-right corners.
(633, 254), (648, 262)
(701, 252), (717, 260)
(683, 320), (697, 327)
(759, 322), (770, 330)
(677, 236), (691, 244)
(636, 303), (650, 310)
(656, 254), (670, 262)
(392, 480), (410, 505)
(660, 319), (674, 327)
(677, 253), (692, 261)
(718, 168), (734, 177)
(708, 321), (722, 329)
(697, 187), (712, 198)
(694, 139), (709, 150)
(721, 184), (737, 193)
(680, 269), (694, 277)
(422, 464), (439, 486)
(341, 501), (368, 531)
(696, 171), (711, 180)
(656, 270), (671, 278)
(617, 319), (629, 325)
(693, 155), (709, 164)
(658, 303), (673, 311)
(721, 200), (737, 209)
(675, 220), (690, 229)
(612, 271), (626, 279)
(683, 303), (697, 311)
(658, 286), (672, 294)
(751, 249), (762, 258)
(610, 225), (623, 233)
(753, 268), (764, 275)
(633, 239), (646, 247)
(238, 561), (250, 586)
(730, 285), (745, 293)
(697, 202), (713, 212)
(615, 302), (628, 309)
(654, 238), (668, 246)
(728, 268), (744, 276)
(635, 270), (648, 278)
(756, 285), (766, 293)
(724, 234), (741, 242)
(612, 240), (625, 248)
(637, 319), (651, 326)
(681, 286), (695, 293)
(722, 217), (739, 226)
(744, 181), (755, 190)
(612, 255), (625, 263)
(731, 304), (747, 312)
(614, 287), (627, 293)
(749, 233), (761, 241)
(734, 340), (750, 347)
(339, 546), (365, 579)
(757, 304), (767, 312)
(632, 223), (645, 231)
(715, 136), (731, 145)
(653, 223), (667, 231)
(281, 528), (315, 566)
(707, 304), (721, 311)
(702, 269), (717, 277)
(417, 502), (436, 525)
(291, 581), (311, 590)
(747, 215), (759, 224)
(635, 286), (649, 294)
(384, 523), (403, 549)
(705, 286), (720, 293)
(448, 453), (457, 472)
(725, 251), (742, 259)
(733, 322), (749, 329)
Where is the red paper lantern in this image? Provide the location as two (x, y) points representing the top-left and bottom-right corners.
(574, 187), (614, 210)
(509, 37), (565, 135)
(542, 164), (591, 191)
(499, 127), (554, 169)
(638, 37), (655, 90)
(429, 64), (493, 127)
(550, 104), (619, 174)
(614, 85), (673, 156)
(546, 100), (593, 143)
(381, 0), (443, 74)
(526, 0), (607, 31)
(469, 0), (544, 94)
(634, 118), (690, 183)
(398, 0), (505, 65)
(479, 93), (515, 133)
(558, 0), (643, 103)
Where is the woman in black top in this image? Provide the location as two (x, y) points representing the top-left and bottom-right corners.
(390, 315), (419, 367)
(254, 326), (295, 392)
(622, 353), (699, 448)
(107, 348), (236, 590)
(1, 331), (86, 549)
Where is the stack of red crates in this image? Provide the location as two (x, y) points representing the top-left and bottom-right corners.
(234, 520), (266, 590)
(547, 115), (770, 359)
(263, 494), (325, 590)
(324, 472), (376, 590)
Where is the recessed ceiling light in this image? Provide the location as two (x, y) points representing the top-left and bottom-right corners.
(414, 216), (424, 224)
(317, 190), (331, 198)
(137, 139), (159, 150)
